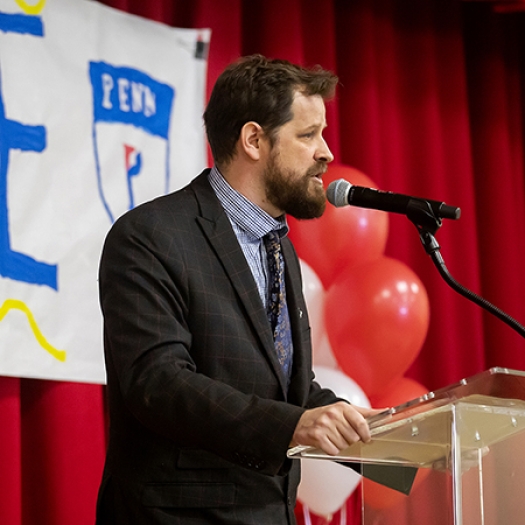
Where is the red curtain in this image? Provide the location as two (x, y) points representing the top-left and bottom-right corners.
(2, 1), (525, 524)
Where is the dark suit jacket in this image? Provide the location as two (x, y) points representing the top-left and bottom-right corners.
(96, 170), (340, 525)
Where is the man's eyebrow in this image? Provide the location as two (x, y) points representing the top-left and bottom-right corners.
(300, 122), (327, 132)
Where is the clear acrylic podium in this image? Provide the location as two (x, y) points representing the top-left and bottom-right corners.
(288, 368), (525, 525)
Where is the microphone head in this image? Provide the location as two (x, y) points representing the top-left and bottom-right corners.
(327, 179), (351, 207)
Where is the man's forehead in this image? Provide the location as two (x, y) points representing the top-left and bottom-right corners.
(288, 92), (327, 126)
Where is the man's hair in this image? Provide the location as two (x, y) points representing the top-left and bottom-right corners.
(203, 54), (338, 167)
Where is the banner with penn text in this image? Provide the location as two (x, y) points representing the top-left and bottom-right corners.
(0, 0), (210, 383)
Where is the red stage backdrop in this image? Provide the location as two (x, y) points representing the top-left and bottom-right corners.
(2, 1), (525, 524)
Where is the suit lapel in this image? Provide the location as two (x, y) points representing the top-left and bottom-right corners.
(282, 239), (311, 405)
(190, 172), (290, 396)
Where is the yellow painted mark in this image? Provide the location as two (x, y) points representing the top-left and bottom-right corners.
(0, 299), (66, 362)
(15, 0), (47, 15)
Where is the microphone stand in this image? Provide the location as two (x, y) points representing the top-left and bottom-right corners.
(405, 200), (525, 339)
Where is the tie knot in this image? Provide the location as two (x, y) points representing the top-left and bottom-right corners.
(264, 231), (280, 254)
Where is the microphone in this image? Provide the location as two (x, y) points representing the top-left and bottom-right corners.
(326, 179), (461, 220)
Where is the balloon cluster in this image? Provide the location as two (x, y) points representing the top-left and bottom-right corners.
(289, 164), (430, 520)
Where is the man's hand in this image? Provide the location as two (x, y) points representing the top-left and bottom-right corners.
(291, 402), (381, 456)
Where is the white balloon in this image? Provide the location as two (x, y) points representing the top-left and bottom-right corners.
(298, 458), (361, 517)
(314, 366), (370, 408)
(299, 259), (325, 353)
(312, 333), (339, 370)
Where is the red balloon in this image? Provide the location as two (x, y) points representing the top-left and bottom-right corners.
(324, 257), (429, 398)
(288, 164), (388, 288)
(369, 376), (429, 409)
(363, 377), (431, 510)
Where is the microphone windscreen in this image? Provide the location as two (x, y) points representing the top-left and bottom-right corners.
(327, 179), (351, 207)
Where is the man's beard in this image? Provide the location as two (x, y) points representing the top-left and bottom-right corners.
(264, 154), (327, 219)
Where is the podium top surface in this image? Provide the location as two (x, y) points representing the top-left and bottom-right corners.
(288, 368), (525, 468)
(366, 367), (525, 431)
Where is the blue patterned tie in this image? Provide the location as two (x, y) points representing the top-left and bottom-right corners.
(264, 231), (293, 381)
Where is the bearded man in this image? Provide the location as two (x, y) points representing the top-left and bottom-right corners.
(96, 54), (375, 525)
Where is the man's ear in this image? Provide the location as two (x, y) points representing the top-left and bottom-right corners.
(239, 121), (267, 161)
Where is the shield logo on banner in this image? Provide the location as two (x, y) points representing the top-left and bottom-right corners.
(89, 61), (175, 223)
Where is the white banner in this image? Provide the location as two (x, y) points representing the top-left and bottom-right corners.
(0, 0), (210, 383)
